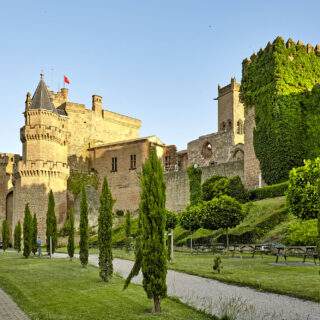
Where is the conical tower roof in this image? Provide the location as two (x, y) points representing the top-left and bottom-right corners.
(30, 74), (57, 113)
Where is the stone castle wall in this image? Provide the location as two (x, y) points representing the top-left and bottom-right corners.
(165, 160), (244, 212)
(243, 106), (262, 189)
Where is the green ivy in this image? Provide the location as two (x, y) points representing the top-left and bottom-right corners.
(67, 171), (99, 196)
(187, 165), (202, 205)
(240, 37), (320, 184)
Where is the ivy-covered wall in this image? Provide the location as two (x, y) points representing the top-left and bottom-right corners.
(240, 37), (320, 184)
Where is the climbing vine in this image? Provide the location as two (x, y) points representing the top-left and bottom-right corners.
(67, 171), (99, 196)
(240, 36), (320, 184)
(187, 165), (202, 205)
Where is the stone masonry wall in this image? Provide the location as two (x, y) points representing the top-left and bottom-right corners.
(243, 106), (262, 189)
(165, 160), (244, 212)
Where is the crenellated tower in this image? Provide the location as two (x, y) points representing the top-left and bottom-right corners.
(13, 75), (70, 239)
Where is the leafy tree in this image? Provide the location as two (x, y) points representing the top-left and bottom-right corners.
(46, 190), (57, 254)
(13, 221), (22, 252)
(187, 165), (202, 205)
(23, 204), (33, 258)
(125, 211), (132, 252)
(67, 209), (75, 259)
(287, 158), (320, 220)
(201, 195), (243, 248)
(140, 149), (167, 313)
(31, 214), (38, 255)
(202, 175), (248, 203)
(165, 210), (178, 230)
(179, 204), (203, 231)
(79, 186), (89, 267)
(2, 220), (10, 252)
(98, 177), (114, 281)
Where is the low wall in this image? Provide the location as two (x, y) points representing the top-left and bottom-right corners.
(165, 160), (244, 212)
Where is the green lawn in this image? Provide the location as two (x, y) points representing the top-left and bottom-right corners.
(56, 247), (320, 302)
(112, 249), (319, 302)
(0, 253), (215, 320)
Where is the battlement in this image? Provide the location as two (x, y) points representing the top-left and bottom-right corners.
(243, 37), (320, 68)
(17, 160), (70, 178)
(0, 153), (20, 166)
(218, 77), (240, 97)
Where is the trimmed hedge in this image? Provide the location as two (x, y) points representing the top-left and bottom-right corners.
(248, 181), (288, 201)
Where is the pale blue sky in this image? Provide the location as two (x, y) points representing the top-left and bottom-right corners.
(0, 0), (319, 153)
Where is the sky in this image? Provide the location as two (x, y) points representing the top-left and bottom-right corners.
(0, 0), (320, 154)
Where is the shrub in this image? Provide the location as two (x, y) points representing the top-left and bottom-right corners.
(212, 255), (222, 274)
(67, 209), (75, 259)
(79, 186), (89, 267)
(287, 158), (320, 220)
(202, 175), (248, 203)
(179, 204), (203, 231)
(46, 190), (57, 254)
(249, 181), (288, 201)
(31, 214), (38, 255)
(23, 204), (33, 258)
(284, 219), (318, 246)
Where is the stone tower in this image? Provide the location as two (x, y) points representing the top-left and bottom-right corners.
(13, 75), (70, 239)
(217, 77), (244, 145)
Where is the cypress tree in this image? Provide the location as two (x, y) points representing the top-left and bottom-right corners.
(98, 177), (114, 281)
(13, 221), (22, 252)
(125, 211), (131, 252)
(46, 190), (57, 254)
(67, 209), (75, 259)
(140, 149), (167, 313)
(31, 214), (38, 255)
(79, 186), (89, 267)
(2, 220), (10, 252)
(23, 204), (33, 258)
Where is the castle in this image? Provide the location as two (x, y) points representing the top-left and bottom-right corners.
(0, 74), (255, 238)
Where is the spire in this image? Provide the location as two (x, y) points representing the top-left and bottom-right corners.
(30, 74), (57, 113)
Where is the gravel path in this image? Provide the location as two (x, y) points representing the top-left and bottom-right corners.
(0, 289), (29, 320)
(54, 253), (320, 320)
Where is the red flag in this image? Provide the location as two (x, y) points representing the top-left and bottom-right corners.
(64, 75), (70, 84)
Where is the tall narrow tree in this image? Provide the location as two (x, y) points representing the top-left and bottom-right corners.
(79, 186), (89, 267)
(31, 214), (38, 255)
(98, 177), (114, 281)
(125, 211), (132, 252)
(23, 204), (33, 258)
(46, 190), (57, 254)
(67, 209), (75, 259)
(2, 220), (10, 252)
(140, 149), (167, 313)
(13, 221), (22, 252)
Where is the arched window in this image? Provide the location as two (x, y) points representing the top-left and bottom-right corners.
(237, 119), (244, 134)
(201, 141), (213, 159)
(221, 122), (226, 131)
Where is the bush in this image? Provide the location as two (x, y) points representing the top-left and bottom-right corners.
(179, 204), (203, 231)
(202, 175), (248, 203)
(284, 219), (318, 246)
(187, 165), (202, 205)
(248, 181), (288, 201)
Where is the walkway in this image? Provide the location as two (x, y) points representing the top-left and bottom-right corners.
(0, 289), (29, 320)
(54, 253), (320, 320)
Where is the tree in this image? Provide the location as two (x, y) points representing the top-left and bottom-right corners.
(98, 177), (114, 281)
(13, 221), (22, 252)
(201, 195), (243, 249)
(31, 214), (38, 255)
(125, 211), (131, 252)
(23, 204), (33, 258)
(179, 204), (203, 231)
(79, 186), (89, 267)
(46, 190), (57, 254)
(287, 158), (320, 220)
(67, 209), (75, 259)
(2, 220), (10, 252)
(140, 149), (167, 313)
